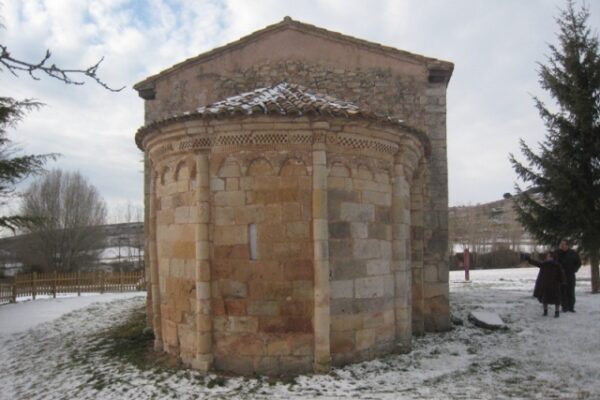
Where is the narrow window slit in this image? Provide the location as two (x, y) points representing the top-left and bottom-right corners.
(248, 223), (258, 260)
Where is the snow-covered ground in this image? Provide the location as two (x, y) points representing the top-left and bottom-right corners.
(0, 267), (598, 399)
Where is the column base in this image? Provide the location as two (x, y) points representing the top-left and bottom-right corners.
(191, 354), (213, 373)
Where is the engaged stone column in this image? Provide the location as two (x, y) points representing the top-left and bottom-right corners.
(148, 163), (162, 351)
(392, 143), (421, 349)
(312, 138), (331, 372)
(144, 153), (153, 329)
(194, 152), (212, 372)
(411, 166), (425, 336)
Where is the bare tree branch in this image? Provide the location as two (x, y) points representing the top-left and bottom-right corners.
(0, 44), (125, 92)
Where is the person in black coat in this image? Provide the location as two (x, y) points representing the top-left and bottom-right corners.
(556, 239), (582, 312)
(526, 252), (566, 317)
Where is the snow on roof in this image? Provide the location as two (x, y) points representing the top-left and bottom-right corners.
(134, 82), (426, 150)
(196, 82), (366, 118)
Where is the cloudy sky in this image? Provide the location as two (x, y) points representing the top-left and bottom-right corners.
(1, 0), (599, 215)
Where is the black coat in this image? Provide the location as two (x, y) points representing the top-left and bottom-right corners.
(556, 249), (581, 276)
(528, 258), (566, 304)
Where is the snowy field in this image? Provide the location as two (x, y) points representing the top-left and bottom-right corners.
(0, 267), (599, 399)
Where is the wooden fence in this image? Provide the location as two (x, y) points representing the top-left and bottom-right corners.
(0, 270), (145, 305)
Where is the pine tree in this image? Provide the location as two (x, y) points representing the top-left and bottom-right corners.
(510, 1), (600, 292)
(0, 98), (55, 231)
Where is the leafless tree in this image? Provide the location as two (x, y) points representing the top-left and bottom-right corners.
(0, 30), (124, 91)
(18, 169), (107, 272)
(110, 201), (144, 270)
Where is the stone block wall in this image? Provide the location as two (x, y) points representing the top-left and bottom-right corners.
(143, 56), (451, 332)
(141, 112), (432, 375)
(154, 158), (199, 362)
(327, 158), (395, 365)
(210, 144), (315, 375)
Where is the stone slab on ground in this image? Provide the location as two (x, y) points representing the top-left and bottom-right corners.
(468, 310), (507, 330)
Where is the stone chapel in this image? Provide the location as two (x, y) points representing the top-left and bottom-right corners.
(134, 17), (453, 376)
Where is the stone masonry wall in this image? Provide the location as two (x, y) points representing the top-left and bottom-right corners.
(327, 157), (395, 365)
(154, 157), (199, 364)
(209, 128), (316, 375)
(145, 56), (450, 332)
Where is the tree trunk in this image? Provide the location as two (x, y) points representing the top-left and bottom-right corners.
(590, 250), (599, 294)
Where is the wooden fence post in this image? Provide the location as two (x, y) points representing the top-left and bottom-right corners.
(100, 270), (105, 294)
(12, 276), (17, 303)
(32, 272), (37, 300)
(77, 271), (81, 296)
(52, 270), (57, 298)
(119, 269), (123, 292)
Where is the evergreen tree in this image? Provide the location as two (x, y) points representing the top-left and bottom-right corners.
(0, 98), (55, 231)
(510, 1), (600, 292)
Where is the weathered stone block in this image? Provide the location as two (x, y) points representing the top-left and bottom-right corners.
(355, 328), (376, 351)
(213, 316), (258, 333)
(366, 259), (391, 276)
(286, 221), (310, 239)
(214, 225), (248, 245)
(340, 202), (374, 222)
(329, 221), (350, 239)
(362, 190), (391, 206)
(248, 301), (280, 316)
(331, 330), (355, 353)
(368, 223), (391, 240)
(163, 319), (179, 347)
(355, 276), (385, 298)
(215, 206), (235, 225)
(224, 299), (247, 315)
(254, 356), (280, 376)
(282, 259), (313, 280)
(331, 279), (353, 299)
(235, 205), (265, 224)
(178, 323), (196, 353)
(329, 240), (353, 259)
(173, 241), (195, 259)
(281, 300), (312, 317)
(331, 259), (365, 280)
(225, 178), (239, 191)
(352, 239), (380, 259)
(330, 298), (354, 315)
(250, 281), (293, 300)
(292, 281), (313, 299)
(220, 280), (248, 298)
(210, 178), (225, 191)
(217, 190), (247, 207)
(279, 356), (313, 375)
(266, 337), (292, 356)
(281, 202), (302, 221)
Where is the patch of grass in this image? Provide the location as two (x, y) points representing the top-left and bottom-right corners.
(91, 305), (180, 371)
(207, 376), (227, 388)
(489, 356), (519, 372)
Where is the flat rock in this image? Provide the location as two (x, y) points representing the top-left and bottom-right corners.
(468, 311), (507, 330)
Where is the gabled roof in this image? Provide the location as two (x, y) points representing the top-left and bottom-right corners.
(135, 82), (429, 152)
(134, 16), (453, 94)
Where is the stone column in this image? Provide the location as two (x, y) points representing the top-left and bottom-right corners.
(410, 165), (425, 336)
(312, 138), (331, 372)
(148, 162), (162, 351)
(193, 152), (212, 372)
(392, 143), (421, 350)
(144, 153), (153, 329)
